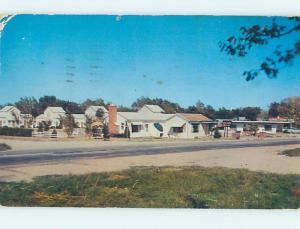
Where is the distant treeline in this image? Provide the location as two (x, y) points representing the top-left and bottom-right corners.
(1, 95), (300, 121)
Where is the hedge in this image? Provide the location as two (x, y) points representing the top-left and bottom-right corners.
(0, 127), (33, 137)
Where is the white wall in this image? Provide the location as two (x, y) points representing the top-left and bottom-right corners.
(116, 114), (166, 138)
(116, 113), (209, 139)
(232, 123), (278, 134)
(0, 107), (22, 127)
(166, 115), (208, 139)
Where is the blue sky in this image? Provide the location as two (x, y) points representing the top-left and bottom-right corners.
(0, 15), (299, 109)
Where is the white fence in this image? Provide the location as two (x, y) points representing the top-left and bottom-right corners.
(32, 129), (85, 138)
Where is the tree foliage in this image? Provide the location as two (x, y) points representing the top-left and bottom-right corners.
(131, 96), (183, 113)
(85, 115), (93, 135)
(102, 123), (110, 140)
(95, 108), (105, 120)
(4, 95), (300, 123)
(60, 114), (77, 137)
(81, 99), (105, 110)
(15, 97), (38, 116)
(268, 96), (300, 123)
(219, 17), (300, 80)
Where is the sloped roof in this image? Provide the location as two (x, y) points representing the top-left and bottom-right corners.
(87, 106), (108, 113)
(142, 105), (165, 113)
(178, 113), (212, 122)
(35, 114), (46, 120)
(0, 106), (16, 112)
(72, 114), (86, 119)
(118, 111), (174, 122)
(46, 107), (66, 113)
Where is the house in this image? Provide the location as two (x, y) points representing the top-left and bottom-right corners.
(166, 113), (216, 138)
(108, 104), (215, 139)
(72, 114), (86, 128)
(85, 106), (108, 121)
(35, 107), (66, 127)
(217, 118), (293, 134)
(0, 106), (22, 128)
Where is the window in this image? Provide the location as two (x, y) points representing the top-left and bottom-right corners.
(172, 127), (183, 133)
(145, 124), (149, 132)
(264, 124), (272, 131)
(132, 124), (141, 132)
(192, 123), (199, 133)
(230, 124), (237, 129)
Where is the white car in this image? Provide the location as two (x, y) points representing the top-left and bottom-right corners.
(283, 127), (300, 134)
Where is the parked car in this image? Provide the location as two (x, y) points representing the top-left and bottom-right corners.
(283, 127), (300, 134)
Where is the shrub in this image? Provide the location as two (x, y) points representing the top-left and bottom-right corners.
(37, 123), (44, 132)
(102, 123), (110, 140)
(279, 148), (300, 157)
(51, 129), (58, 138)
(0, 143), (11, 151)
(124, 126), (130, 138)
(60, 114), (76, 137)
(113, 133), (126, 138)
(213, 129), (222, 139)
(0, 127), (33, 137)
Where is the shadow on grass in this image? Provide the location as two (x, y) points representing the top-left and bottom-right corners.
(279, 148), (300, 157)
(0, 143), (11, 151)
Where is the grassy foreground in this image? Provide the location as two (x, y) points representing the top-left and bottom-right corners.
(0, 166), (299, 208)
(280, 148), (300, 157)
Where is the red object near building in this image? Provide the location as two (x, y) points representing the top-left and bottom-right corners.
(269, 116), (289, 121)
(108, 104), (118, 135)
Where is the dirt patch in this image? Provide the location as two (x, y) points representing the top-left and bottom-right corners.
(1, 144), (300, 182)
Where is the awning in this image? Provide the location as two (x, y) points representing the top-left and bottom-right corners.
(154, 123), (163, 132)
(171, 122), (186, 128)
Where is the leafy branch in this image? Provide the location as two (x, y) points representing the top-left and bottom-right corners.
(219, 17), (300, 80)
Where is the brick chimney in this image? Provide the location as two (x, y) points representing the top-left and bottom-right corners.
(108, 104), (118, 135)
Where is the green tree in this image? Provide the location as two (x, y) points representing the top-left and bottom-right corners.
(95, 108), (105, 120)
(60, 114), (77, 137)
(37, 123), (44, 132)
(15, 97), (38, 115)
(124, 125), (130, 138)
(213, 129), (222, 139)
(267, 97), (300, 123)
(81, 99), (105, 110)
(269, 102), (280, 117)
(249, 124), (259, 135)
(102, 123), (110, 140)
(233, 107), (262, 121)
(85, 115), (93, 135)
(131, 96), (183, 113)
(215, 107), (234, 119)
(38, 96), (59, 111)
(220, 17), (300, 80)
(41, 121), (51, 131)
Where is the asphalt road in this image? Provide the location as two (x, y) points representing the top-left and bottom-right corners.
(0, 138), (299, 166)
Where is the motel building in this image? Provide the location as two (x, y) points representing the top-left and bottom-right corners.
(217, 117), (294, 135)
(108, 104), (216, 139)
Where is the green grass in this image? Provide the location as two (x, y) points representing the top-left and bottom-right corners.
(0, 143), (11, 151)
(279, 148), (300, 157)
(0, 166), (299, 208)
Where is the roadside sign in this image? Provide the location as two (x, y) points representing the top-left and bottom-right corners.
(222, 121), (232, 127)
